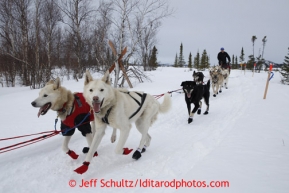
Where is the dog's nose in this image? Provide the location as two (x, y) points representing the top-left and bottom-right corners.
(93, 96), (99, 101)
(31, 101), (36, 107)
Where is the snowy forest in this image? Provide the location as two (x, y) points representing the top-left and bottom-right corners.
(0, 0), (173, 88)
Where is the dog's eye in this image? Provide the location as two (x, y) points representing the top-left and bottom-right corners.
(100, 89), (104, 92)
(44, 94), (48, 97)
(89, 89), (93, 92)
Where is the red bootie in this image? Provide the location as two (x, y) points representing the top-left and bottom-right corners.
(74, 162), (90, 174)
(67, 150), (79, 159)
(123, 148), (133, 155)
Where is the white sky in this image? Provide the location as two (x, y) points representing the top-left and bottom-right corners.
(157, 0), (289, 65)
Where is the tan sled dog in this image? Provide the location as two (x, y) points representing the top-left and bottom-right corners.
(222, 68), (230, 89)
(73, 70), (171, 174)
(209, 66), (224, 97)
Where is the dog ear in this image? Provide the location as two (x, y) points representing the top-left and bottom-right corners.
(84, 70), (93, 85)
(101, 70), (111, 85)
(180, 81), (184, 86)
(53, 77), (61, 90)
(45, 80), (54, 86)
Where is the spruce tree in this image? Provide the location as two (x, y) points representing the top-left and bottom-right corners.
(200, 49), (208, 70)
(240, 47), (245, 70)
(235, 55), (238, 69)
(188, 52), (193, 71)
(193, 51), (200, 70)
(148, 46), (158, 70)
(240, 47), (245, 62)
(280, 47), (289, 85)
(178, 43), (185, 67)
(205, 55), (210, 69)
(174, 53), (178, 67)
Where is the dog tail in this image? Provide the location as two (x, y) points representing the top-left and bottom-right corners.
(206, 79), (211, 88)
(159, 93), (171, 113)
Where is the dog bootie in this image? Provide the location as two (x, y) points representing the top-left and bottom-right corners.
(123, 148), (133, 155)
(197, 109), (201, 114)
(67, 150), (79, 159)
(82, 147), (98, 157)
(204, 111), (209, 115)
(132, 150), (142, 160)
(74, 162), (90, 174)
(141, 145), (147, 153)
(188, 117), (193, 124)
(82, 147), (89, 153)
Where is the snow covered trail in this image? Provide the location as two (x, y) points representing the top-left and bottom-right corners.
(0, 68), (288, 193)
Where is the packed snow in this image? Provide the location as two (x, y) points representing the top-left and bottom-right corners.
(0, 67), (288, 193)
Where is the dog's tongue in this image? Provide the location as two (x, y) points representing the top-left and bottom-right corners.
(92, 102), (101, 113)
(37, 108), (42, 117)
(37, 103), (50, 117)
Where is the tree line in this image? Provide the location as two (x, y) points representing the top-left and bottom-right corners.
(172, 35), (268, 71)
(173, 43), (210, 71)
(0, 0), (173, 88)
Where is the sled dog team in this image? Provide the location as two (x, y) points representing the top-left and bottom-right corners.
(31, 67), (229, 174)
(180, 66), (229, 124)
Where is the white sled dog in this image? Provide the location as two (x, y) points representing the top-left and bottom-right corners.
(31, 78), (117, 160)
(222, 68), (230, 89)
(73, 70), (171, 174)
(209, 66), (224, 97)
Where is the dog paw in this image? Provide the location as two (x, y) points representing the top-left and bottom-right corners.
(67, 150), (79, 159)
(188, 117), (193, 124)
(213, 94), (216, 97)
(219, 90), (222, 93)
(74, 162), (90, 174)
(197, 109), (201, 114)
(123, 148), (133, 155)
(82, 147), (98, 157)
(132, 151), (142, 160)
(204, 111), (209, 115)
(141, 148), (146, 153)
(226, 87), (228, 89)
(82, 147), (89, 153)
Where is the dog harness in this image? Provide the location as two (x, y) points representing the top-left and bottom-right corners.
(62, 93), (94, 128)
(101, 92), (147, 125)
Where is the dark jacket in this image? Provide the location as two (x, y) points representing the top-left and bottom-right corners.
(217, 51), (231, 65)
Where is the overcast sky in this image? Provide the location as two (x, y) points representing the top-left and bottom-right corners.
(156, 0), (289, 65)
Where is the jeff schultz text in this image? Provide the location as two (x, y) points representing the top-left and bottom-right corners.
(74, 178), (230, 189)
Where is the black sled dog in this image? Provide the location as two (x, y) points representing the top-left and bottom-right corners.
(192, 71), (204, 85)
(180, 80), (210, 124)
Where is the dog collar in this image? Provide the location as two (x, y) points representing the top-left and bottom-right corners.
(57, 102), (74, 116)
(57, 102), (67, 114)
